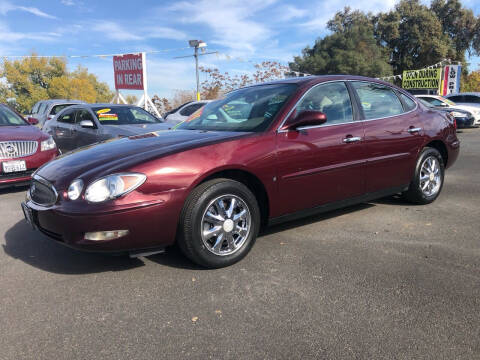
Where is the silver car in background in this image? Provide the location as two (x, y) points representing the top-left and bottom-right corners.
(29, 99), (86, 128)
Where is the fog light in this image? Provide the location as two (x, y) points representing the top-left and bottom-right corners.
(84, 230), (129, 241)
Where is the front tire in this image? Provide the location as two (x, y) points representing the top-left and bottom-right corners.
(402, 147), (445, 204)
(177, 178), (260, 268)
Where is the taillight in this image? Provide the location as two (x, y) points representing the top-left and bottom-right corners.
(453, 118), (457, 130)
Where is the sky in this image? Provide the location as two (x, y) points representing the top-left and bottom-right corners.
(0, 0), (479, 98)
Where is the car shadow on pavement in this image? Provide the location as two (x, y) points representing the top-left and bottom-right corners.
(3, 220), (146, 275)
(260, 202), (374, 236)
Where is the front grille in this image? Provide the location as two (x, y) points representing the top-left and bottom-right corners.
(0, 141), (38, 159)
(30, 177), (58, 206)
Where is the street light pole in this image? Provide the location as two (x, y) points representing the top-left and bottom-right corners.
(194, 45), (200, 101)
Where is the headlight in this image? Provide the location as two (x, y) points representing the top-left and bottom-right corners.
(41, 136), (56, 151)
(67, 179), (84, 200)
(450, 111), (467, 118)
(84, 173), (146, 203)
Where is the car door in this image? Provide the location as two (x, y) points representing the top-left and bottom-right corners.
(52, 109), (77, 152)
(352, 81), (425, 193)
(73, 109), (101, 149)
(275, 81), (366, 215)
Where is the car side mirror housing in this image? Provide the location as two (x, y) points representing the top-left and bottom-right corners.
(282, 110), (327, 131)
(27, 117), (39, 125)
(80, 120), (95, 128)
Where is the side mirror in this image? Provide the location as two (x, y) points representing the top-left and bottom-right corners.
(79, 120), (95, 128)
(282, 110), (327, 131)
(27, 117), (39, 125)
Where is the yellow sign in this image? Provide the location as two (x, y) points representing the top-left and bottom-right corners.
(402, 68), (441, 90)
(96, 108), (111, 114)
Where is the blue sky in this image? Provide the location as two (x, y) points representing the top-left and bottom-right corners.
(0, 0), (479, 98)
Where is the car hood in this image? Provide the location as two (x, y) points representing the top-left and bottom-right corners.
(104, 123), (173, 137)
(453, 104), (480, 114)
(36, 130), (250, 186)
(0, 125), (48, 142)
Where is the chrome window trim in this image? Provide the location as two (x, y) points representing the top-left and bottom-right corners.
(30, 174), (59, 207)
(277, 79), (419, 133)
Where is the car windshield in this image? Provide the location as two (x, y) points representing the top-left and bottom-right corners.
(419, 99), (435, 108)
(0, 105), (28, 126)
(177, 83), (297, 132)
(92, 106), (162, 125)
(442, 98), (456, 106)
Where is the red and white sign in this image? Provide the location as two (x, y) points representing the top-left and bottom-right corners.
(113, 53), (144, 90)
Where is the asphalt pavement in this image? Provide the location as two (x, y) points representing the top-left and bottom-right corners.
(1, 128), (479, 359)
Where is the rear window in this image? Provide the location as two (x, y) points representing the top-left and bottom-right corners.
(50, 104), (76, 115)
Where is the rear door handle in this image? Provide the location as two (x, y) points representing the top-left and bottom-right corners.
(343, 136), (362, 143)
(408, 127), (422, 133)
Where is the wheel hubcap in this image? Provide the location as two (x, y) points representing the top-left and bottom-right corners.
(201, 194), (251, 256)
(419, 156), (441, 197)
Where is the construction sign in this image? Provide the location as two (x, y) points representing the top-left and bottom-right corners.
(402, 68), (442, 90)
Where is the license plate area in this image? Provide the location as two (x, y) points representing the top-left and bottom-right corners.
(21, 202), (37, 229)
(2, 160), (27, 173)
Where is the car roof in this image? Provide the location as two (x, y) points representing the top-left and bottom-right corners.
(415, 95), (442, 98)
(83, 103), (140, 108)
(242, 75), (405, 91)
(446, 92), (480, 97)
(43, 99), (86, 104)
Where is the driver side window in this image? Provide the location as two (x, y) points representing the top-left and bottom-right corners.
(296, 82), (353, 125)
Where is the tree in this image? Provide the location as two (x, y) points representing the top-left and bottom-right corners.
(1, 55), (114, 112)
(290, 8), (392, 77)
(125, 95), (138, 104)
(200, 61), (289, 99)
(461, 70), (480, 92)
(376, 0), (453, 75)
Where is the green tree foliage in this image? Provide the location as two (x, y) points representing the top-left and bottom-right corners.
(290, 8), (392, 77)
(290, 0), (480, 78)
(0, 55), (113, 112)
(461, 70), (480, 92)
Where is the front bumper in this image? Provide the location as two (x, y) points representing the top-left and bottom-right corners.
(0, 149), (56, 187)
(23, 195), (182, 253)
(455, 116), (475, 128)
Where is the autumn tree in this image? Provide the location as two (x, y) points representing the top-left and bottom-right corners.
(461, 70), (480, 92)
(1, 54), (114, 112)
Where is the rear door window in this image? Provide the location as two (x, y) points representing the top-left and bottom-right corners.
(447, 95), (464, 102)
(352, 82), (404, 119)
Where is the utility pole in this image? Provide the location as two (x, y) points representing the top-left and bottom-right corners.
(175, 40), (217, 102)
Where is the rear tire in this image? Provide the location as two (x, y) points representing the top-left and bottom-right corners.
(177, 178), (260, 268)
(402, 147), (445, 204)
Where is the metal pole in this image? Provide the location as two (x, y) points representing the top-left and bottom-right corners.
(194, 46), (200, 101)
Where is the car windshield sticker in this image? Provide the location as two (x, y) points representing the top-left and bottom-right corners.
(96, 108), (111, 114)
(98, 113), (118, 121)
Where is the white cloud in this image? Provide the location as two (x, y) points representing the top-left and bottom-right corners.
(92, 21), (187, 42)
(61, 0), (75, 5)
(0, 22), (60, 43)
(275, 5), (308, 22)
(166, 0), (278, 54)
(0, 1), (57, 19)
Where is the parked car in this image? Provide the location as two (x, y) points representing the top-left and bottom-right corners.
(416, 97), (475, 128)
(164, 100), (212, 124)
(0, 103), (57, 188)
(29, 99), (86, 128)
(43, 104), (172, 153)
(416, 94), (480, 126)
(22, 75), (459, 268)
(445, 93), (480, 110)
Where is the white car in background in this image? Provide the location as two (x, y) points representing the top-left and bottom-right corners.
(164, 100), (212, 125)
(416, 94), (480, 125)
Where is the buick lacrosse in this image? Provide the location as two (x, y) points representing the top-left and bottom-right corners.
(22, 75), (459, 268)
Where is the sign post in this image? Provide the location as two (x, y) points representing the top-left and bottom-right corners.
(112, 52), (161, 117)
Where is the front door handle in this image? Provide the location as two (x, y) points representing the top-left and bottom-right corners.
(408, 127), (422, 133)
(343, 136), (362, 143)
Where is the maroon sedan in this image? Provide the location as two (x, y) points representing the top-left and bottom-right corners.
(0, 104), (57, 188)
(22, 76), (459, 268)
